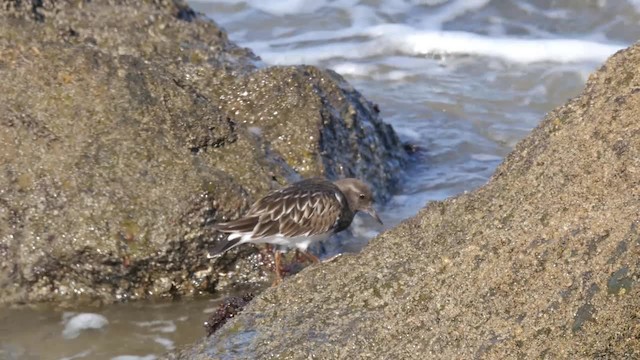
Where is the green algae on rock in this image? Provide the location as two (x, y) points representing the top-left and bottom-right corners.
(172, 44), (640, 358)
(0, 1), (406, 305)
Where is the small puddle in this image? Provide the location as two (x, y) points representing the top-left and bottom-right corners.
(0, 288), (259, 360)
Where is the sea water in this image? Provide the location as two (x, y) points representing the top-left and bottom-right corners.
(1, 0), (636, 358)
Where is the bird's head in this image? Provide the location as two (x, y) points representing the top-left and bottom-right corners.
(334, 178), (383, 225)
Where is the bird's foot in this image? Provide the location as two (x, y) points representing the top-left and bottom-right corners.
(272, 250), (284, 286)
(295, 249), (320, 264)
(302, 251), (321, 264)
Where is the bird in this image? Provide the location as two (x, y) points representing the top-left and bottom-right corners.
(210, 177), (383, 283)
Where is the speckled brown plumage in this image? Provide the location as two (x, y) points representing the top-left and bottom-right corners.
(211, 177), (382, 283)
(216, 178), (352, 240)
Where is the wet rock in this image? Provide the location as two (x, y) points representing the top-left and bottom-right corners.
(0, 1), (406, 304)
(204, 293), (254, 337)
(178, 44), (640, 357)
(191, 66), (404, 202)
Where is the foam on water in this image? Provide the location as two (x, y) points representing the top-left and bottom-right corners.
(60, 349), (94, 360)
(245, 25), (622, 66)
(209, 0), (330, 15)
(331, 63), (413, 82)
(134, 320), (177, 333)
(154, 337), (175, 350)
(203, 306), (217, 314)
(62, 313), (109, 339)
(111, 356), (157, 360)
(3, 0), (636, 359)
(369, 25), (623, 64)
(420, 0), (492, 29)
(197, 0), (629, 67)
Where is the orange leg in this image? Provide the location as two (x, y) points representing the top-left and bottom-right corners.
(273, 250), (284, 286)
(301, 251), (320, 264)
(294, 249), (320, 264)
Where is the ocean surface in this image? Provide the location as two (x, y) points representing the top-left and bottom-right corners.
(1, 0), (636, 358)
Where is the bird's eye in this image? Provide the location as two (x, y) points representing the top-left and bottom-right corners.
(359, 193), (366, 199)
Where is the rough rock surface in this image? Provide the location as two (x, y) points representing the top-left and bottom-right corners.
(0, 1), (406, 304)
(171, 43), (640, 358)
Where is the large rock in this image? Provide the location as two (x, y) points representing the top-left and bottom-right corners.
(0, 1), (406, 304)
(175, 43), (640, 358)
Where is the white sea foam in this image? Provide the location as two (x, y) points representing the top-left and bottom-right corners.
(60, 349), (93, 360)
(417, 0), (492, 29)
(62, 313), (109, 339)
(111, 356), (157, 360)
(349, 216), (381, 239)
(514, 1), (570, 20)
(369, 25), (623, 64)
(153, 337), (175, 350)
(470, 153), (503, 162)
(628, 0), (640, 12)
(207, 0), (330, 15)
(198, 0), (625, 67)
(203, 306), (217, 314)
(330, 63), (412, 81)
(247, 24), (623, 66)
(134, 320), (177, 333)
(392, 126), (424, 142)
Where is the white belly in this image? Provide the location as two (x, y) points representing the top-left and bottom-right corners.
(237, 232), (331, 252)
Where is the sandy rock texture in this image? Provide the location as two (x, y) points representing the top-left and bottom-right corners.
(172, 42), (640, 359)
(0, 1), (406, 304)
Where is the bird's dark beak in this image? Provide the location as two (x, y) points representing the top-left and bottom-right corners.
(364, 206), (383, 225)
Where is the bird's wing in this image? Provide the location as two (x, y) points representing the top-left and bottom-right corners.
(216, 180), (341, 239)
(213, 215), (260, 234)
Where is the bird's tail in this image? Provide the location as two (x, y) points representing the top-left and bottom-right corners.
(209, 237), (242, 256)
(209, 217), (259, 257)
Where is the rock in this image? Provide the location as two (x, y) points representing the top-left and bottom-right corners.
(0, 1), (406, 304)
(204, 293), (254, 337)
(176, 43), (640, 358)
(191, 65), (403, 201)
